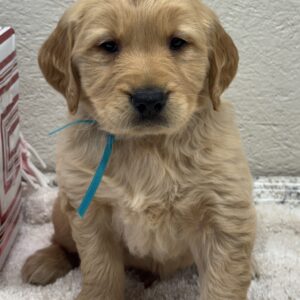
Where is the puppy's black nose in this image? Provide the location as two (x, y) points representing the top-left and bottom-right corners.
(130, 88), (168, 118)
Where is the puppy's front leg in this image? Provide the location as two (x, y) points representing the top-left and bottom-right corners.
(69, 204), (124, 300)
(190, 205), (256, 300)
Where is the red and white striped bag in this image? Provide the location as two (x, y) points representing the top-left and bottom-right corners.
(0, 27), (50, 269)
(0, 27), (22, 270)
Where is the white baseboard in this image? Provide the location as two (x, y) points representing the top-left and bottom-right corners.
(254, 177), (300, 204)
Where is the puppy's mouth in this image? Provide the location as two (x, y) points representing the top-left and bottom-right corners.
(131, 114), (169, 128)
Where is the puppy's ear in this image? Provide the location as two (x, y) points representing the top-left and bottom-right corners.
(208, 19), (239, 110)
(38, 15), (80, 115)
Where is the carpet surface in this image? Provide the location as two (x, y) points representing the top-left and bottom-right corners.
(0, 178), (299, 300)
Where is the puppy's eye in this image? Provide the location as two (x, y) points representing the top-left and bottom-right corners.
(169, 37), (188, 51)
(99, 41), (119, 54)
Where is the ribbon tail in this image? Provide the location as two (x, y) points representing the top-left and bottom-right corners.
(77, 134), (115, 218)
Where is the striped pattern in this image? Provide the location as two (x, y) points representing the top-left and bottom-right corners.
(0, 27), (22, 270)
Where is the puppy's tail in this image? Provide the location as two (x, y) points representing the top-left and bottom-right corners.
(21, 244), (80, 286)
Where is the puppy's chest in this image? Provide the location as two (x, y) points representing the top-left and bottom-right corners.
(112, 197), (189, 261)
(110, 154), (194, 261)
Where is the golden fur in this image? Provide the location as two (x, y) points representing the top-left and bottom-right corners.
(22, 0), (256, 299)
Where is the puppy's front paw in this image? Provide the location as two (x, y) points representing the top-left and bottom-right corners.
(75, 291), (109, 300)
(76, 288), (124, 300)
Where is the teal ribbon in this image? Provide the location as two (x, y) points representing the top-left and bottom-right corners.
(48, 120), (97, 136)
(49, 120), (115, 218)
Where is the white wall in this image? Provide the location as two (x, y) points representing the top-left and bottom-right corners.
(1, 0), (299, 175)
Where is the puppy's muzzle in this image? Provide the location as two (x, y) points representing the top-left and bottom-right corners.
(130, 87), (169, 120)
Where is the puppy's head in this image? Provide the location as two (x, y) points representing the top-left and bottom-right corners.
(39, 0), (238, 136)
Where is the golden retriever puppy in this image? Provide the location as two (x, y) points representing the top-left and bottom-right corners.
(22, 0), (256, 299)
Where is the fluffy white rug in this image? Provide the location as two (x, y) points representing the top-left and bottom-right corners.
(0, 178), (299, 300)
